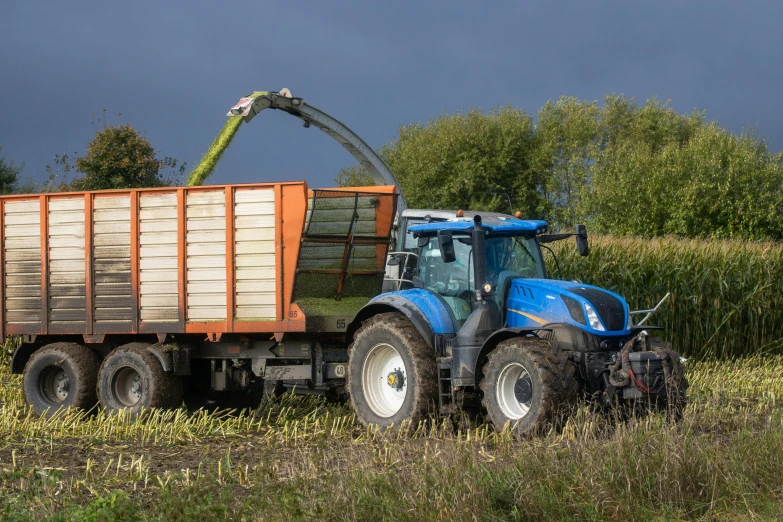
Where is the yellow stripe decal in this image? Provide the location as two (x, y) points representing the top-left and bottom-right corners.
(508, 309), (547, 325)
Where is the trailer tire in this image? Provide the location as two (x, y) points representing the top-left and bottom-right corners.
(481, 337), (576, 436)
(347, 312), (437, 428)
(22, 343), (100, 417)
(97, 343), (183, 415)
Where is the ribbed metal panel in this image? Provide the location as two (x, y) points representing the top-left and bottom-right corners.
(4, 200), (42, 324)
(234, 188), (276, 321)
(139, 193), (179, 322)
(186, 190), (227, 321)
(305, 195), (378, 235)
(48, 198), (85, 327)
(93, 196), (131, 324)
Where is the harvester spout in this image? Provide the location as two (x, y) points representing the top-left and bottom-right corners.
(189, 89), (408, 214)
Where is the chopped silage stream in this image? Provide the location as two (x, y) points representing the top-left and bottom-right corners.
(186, 115), (244, 187)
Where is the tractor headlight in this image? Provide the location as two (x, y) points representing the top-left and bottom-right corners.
(626, 313), (633, 330)
(584, 303), (605, 331)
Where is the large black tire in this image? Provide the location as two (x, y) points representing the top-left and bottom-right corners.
(22, 343), (100, 416)
(480, 337), (577, 435)
(347, 312), (437, 428)
(97, 343), (183, 414)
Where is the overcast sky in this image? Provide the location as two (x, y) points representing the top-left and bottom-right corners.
(1, 0), (782, 189)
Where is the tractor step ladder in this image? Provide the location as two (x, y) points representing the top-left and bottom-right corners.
(437, 357), (456, 415)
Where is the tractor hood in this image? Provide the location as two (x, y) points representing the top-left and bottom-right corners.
(505, 278), (631, 335)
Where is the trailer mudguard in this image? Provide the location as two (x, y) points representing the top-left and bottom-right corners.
(347, 289), (456, 350)
(10, 343), (41, 374)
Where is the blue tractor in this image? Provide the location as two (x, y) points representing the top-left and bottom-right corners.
(346, 213), (687, 434)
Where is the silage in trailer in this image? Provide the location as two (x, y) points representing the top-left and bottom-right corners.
(293, 189), (396, 315)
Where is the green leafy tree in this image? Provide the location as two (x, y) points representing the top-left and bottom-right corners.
(0, 147), (23, 194)
(338, 106), (548, 217)
(587, 97), (783, 240)
(47, 124), (184, 192)
(336, 95), (783, 241)
(534, 97), (600, 227)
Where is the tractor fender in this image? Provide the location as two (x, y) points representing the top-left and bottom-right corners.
(472, 327), (552, 383)
(346, 290), (456, 349)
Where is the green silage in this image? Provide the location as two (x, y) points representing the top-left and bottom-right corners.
(187, 116), (244, 186)
(295, 297), (372, 317)
(187, 91), (270, 187)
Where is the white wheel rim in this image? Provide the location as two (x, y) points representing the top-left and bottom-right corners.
(496, 362), (533, 420)
(362, 343), (407, 418)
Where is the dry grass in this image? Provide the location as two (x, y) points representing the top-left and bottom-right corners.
(1, 346), (783, 520)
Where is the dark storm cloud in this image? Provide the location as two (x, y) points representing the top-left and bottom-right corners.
(1, 0), (782, 188)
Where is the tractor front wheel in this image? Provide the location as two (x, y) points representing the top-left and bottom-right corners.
(481, 337), (576, 435)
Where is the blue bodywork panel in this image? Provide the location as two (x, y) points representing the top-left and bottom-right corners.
(370, 288), (457, 335)
(409, 218), (548, 236)
(505, 279), (631, 337)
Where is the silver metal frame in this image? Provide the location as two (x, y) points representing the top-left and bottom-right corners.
(629, 292), (671, 326)
(238, 90), (408, 213)
(384, 251), (418, 291)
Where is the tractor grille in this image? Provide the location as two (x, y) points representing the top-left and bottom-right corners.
(569, 287), (626, 331)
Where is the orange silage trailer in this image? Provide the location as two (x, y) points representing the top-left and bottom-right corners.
(5, 182), (397, 414)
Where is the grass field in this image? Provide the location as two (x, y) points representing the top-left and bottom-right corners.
(1, 349), (783, 521)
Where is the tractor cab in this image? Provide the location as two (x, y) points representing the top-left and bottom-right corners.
(410, 216), (547, 330)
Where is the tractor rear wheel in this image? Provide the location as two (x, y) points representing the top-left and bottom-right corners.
(22, 343), (100, 416)
(347, 312), (437, 428)
(97, 343), (183, 415)
(481, 337), (576, 435)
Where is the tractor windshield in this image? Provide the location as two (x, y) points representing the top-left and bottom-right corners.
(484, 235), (545, 288)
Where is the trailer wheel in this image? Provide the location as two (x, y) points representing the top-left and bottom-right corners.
(480, 337), (576, 435)
(22, 343), (100, 416)
(97, 343), (183, 414)
(347, 312), (437, 428)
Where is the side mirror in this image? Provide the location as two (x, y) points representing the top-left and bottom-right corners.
(437, 230), (456, 263)
(575, 224), (589, 257)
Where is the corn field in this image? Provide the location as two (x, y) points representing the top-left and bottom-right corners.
(553, 235), (783, 359)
